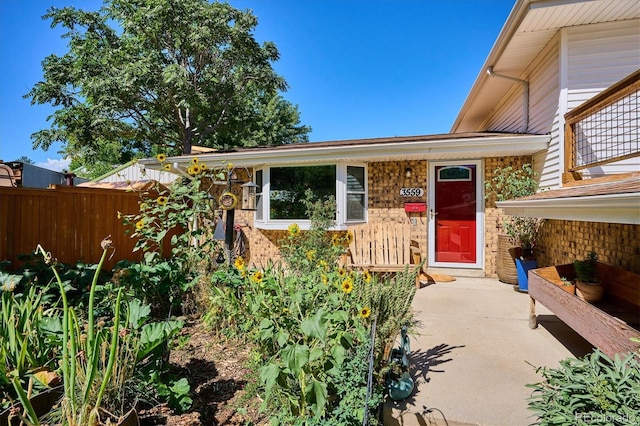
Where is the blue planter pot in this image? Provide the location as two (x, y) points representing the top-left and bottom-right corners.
(515, 259), (537, 292)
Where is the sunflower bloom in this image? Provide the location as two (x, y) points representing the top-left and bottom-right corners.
(187, 166), (198, 175)
(338, 268), (346, 277)
(306, 250), (316, 261)
(163, 163), (171, 171)
(199, 163), (208, 172)
(156, 196), (168, 206)
(341, 278), (354, 294)
(191, 157), (199, 165)
(288, 223), (300, 237)
(345, 231), (354, 244)
(363, 270), (372, 283)
(251, 271), (264, 284)
(331, 234), (339, 246)
(227, 162), (234, 170)
(318, 260), (328, 271)
(234, 257), (245, 270)
(360, 307), (371, 319)
(321, 274), (328, 285)
(135, 219), (144, 230)
(156, 153), (166, 163)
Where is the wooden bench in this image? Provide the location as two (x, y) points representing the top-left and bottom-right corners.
(346, 222), (423, 287)
(528, 263), (640, 358)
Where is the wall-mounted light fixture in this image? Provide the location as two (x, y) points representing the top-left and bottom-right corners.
(404, 167), (412, 179)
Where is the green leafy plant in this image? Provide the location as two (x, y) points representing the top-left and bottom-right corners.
(574, 252), (600, 284)
(205, 192), (417, 424)
(1, 282), (60, 413)
(31, 238), (188, 425)
(485, 163), (542, 253)
(121, 157), (227, 316)
(527, 350), (640, 425)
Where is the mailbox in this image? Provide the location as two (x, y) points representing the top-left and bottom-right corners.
(404, 202), (426, 213)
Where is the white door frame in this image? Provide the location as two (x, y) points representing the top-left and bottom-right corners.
(428, 159), (484, 270)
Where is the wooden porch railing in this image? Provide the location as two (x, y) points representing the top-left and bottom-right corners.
(564, 69), (640, 183)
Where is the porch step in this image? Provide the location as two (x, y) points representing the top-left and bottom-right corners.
(424, 268), (485, 278)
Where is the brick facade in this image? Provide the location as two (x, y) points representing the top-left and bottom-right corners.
(536, 220), (640, 274)
(223, 156), (639, 278)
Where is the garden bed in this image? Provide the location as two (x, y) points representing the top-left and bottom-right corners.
(139, 319), (267, 425)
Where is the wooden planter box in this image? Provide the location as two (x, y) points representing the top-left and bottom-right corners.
(528, 263), (640, 358)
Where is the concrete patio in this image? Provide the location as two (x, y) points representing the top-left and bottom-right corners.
(383, 276), (594, 426)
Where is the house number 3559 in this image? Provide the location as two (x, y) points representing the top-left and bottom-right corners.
(399, 188), (424, 197)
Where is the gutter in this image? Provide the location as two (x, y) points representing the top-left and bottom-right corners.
(486, 66), (529, 133)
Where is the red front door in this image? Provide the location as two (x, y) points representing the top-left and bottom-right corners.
(434, 165), (477, 263)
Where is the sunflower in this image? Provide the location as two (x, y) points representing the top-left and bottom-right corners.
(331, 234), (339, 246)
(191, 157), (199, 165)
(318, 260), (328, 271)
(362, 270), (372, 283)
(360, 307), (371, 319)
(338, 268), (346, 277)
(321, 274), (328, 285)
(306, 250), (316, 261)
(345, 231), (354, 244)
(251, 271), (264, 284)
(156, 196), (168, 206)
(341, 278), (354, 294)
(227, 162), (234, 170)
(199, 163), (208, 172)
(187, 166), (198, 175)
(135, 219), (145, 230)
(288, 223), (300, 237)
(162, 163), (171, 171)
(234, 257), (245, 270)
(156, 153), (166, 163)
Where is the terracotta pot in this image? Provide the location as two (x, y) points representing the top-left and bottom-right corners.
(576, 281), (604, 302)
(496, 234), (519, 285)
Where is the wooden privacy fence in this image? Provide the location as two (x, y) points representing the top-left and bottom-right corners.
(0, 185), (170, 271)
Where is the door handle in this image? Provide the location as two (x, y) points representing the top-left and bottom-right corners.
(430, 209), (438, 220)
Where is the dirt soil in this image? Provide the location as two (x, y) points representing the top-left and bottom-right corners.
(138, 319), (268, 426)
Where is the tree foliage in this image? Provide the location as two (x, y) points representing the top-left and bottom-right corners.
(26, 0), (311, 178)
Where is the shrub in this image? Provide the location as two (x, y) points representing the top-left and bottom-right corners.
(527, 350), (640, 425)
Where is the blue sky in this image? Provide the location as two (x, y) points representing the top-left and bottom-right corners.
(0, 0), (515, 171)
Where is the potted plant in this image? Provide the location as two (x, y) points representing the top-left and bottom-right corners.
(485, 163), (541, 288)
(574, 252), (604, 302)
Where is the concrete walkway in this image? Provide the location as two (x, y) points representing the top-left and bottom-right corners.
(383, 277), (594, 426)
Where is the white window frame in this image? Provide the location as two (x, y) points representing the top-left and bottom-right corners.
(254, 162), (367, 230)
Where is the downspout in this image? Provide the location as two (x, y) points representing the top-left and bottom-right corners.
(486, 66), (529, 133)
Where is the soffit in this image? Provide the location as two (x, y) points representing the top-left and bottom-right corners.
(452, 0), (640, 133)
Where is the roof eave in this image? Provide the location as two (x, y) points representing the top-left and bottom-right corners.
(497, 192), (640, 224)
(139, 134), (549, 169)
(450, 0), (531, 133)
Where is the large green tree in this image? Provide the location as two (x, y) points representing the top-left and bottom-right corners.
(26, 0), (310, 177)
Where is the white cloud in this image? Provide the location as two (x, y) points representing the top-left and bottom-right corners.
(35, 158), (71, 172)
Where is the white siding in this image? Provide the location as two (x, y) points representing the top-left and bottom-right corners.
(565, 19), (640, 177)
(485, 35), (560, 135)
(485, 34), (562, 189)
(98, 163), (178, 183)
